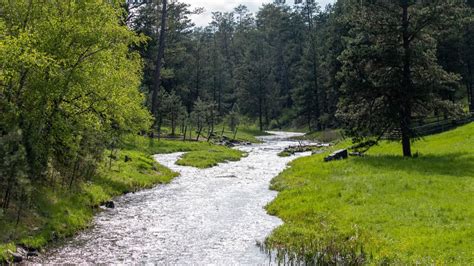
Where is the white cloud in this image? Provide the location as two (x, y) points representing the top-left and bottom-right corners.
(181, 0), (336, 27)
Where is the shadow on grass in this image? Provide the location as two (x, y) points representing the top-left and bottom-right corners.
(354, 152), (473, 177)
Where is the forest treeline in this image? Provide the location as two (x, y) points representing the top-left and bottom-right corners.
(129, 0), (473, 134)
(1, 0), (473, 235)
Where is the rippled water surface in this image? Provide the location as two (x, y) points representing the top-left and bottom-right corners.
(38, 132), (311, 264)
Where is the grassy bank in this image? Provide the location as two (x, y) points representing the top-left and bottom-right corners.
(157, 126), (269, 144)
(123, 135), (245, 168)
(291, 129), (343, 143)
(176, 148), (244, 168)
(265, 123), (474, 264)
(0, 135), (245, 262)
(233, 128), (272, 143)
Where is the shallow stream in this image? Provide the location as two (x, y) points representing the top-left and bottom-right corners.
(38, 132), (311, 264)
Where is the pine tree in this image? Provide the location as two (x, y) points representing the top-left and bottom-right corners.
(337, 0), (465, 156)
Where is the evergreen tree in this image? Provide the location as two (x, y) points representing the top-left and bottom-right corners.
(337, 0), (465, 156)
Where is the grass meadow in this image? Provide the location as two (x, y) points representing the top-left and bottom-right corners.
(265, 123), (474, 264)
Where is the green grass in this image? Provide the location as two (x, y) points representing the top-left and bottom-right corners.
(0, 135), (244, 262)
(233, 128), (271, 143)
(265, 123), (474, 264)
(123, 135), (245, 168)
(124, 134), (221, 154)
(177, 147), (245, 168)
(157, 125), (269, 144)
(292, 129), (343, 143)
(277, 151), (293, 157)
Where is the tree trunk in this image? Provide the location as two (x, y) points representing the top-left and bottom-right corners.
(401, 0), (412, 157)
(308, 112), (312, 132)
(196, 125), (202, 141)
(183, 124), (187, 141)
(15, 191), (25, 226)
(401, 121), (412, 157)
(2, 178), (12, 210)
(150, 0), (168, 135)
(157, 116), (163, 140)
(207, 128), (212, 142)
(171, 114), (176, 136)
(212, 35), (219, 111)
(307, 3), (320, 130)
(467, 61), (473, 113)
(258, 97), (263, 132)
(195, 45), (201, 102)
(233, 127), (238, 140)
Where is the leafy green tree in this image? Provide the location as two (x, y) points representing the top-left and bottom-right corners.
(1, 0), (150, 215)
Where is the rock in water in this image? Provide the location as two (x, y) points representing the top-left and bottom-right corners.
(27, 250), (39, 257)
(104, 201), (115, 208)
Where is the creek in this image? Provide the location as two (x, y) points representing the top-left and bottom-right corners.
(38, 132), (311, 264)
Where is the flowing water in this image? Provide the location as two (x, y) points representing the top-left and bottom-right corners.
(38, 132), (311, 264)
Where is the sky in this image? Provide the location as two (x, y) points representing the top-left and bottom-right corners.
(181, 0), (336, 27)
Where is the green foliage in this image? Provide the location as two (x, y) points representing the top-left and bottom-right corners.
(226, 105), (240, 134)
(336, 0), (467, 155)
(265, 123), (474, 264)
(176, 148), (244, 168)
(160, 90), (187, 136)
(277, 151), (292, 157)
(188, 98), (219, 140)
(0, 1), (153, 261)
(436, 2), (474, 112)
(128, 0), (471, 136)
(0, 243), (16, 262)
(130, 1), (346, 132)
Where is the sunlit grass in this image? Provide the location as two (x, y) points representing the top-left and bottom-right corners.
(292, 129), (343, 143)
(123, 135), (245, 168)
(265, 123), (474, 264)
(177, 148), (245, 168)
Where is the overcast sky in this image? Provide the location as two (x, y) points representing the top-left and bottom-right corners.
(181, 0), (336, 27)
